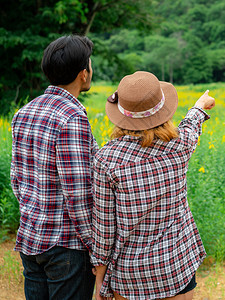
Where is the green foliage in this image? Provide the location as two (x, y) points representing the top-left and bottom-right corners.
(90, 0), (225, 85)
(187, 149), (225, 261)
(0, 0), (155, 115)
(0, 188), (20, 236)
(1, 0), (225, 113)
(0, 116), (20, 238)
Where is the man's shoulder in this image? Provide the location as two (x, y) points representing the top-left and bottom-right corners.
(16, 92), (85, 121)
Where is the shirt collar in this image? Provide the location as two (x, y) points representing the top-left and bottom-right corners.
(119, 135), (141, 142)
(44, 85), (87, 115)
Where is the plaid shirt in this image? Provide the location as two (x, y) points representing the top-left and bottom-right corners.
(11, 86), (98, 255)
(91, 107), (209, 299)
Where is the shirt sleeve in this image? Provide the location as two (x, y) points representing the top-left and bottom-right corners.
(169, 107), (210, 154)
(56, 114), (98, 251)
(90, 157), (116, 266)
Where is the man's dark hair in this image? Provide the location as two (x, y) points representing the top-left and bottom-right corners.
(41, 35), (93, 85)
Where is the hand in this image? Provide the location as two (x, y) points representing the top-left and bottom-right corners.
(95, 280), (113, 300)
(94, 265), (113, 300)
(195, 90), (215, 110)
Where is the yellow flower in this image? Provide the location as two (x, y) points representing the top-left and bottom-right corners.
(103, 115), (109, 122)
(222, 135), (225, 143)
(208, 142), (215, 149)
(107, 128), (113, 136)
(102, 130), (107, 137)
(199, 167), (205, 173)
(101, 141), (106, 148)
(8, 127), (11, 132)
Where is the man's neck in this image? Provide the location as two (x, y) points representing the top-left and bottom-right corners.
(58, 82), (80, 99)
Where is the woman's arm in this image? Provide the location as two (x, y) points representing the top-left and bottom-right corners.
(91, 157), (116, 298)
(170, 90), (215, 155)
(94, 266), (113, 300)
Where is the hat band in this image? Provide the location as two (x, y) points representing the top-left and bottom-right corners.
(118, 90), (165, 119)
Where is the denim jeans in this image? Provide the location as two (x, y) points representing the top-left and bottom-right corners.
(20, 246), (95, 300)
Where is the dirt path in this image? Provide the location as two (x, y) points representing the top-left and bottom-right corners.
(0, 237), (224, 300)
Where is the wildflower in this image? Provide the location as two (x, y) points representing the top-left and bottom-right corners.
(107, 128), (113, 136)
(103, 115), (109, 122)
(222, 135), (225, 143)
(102, 130), (107, 137)
(203, 123), (207, 131)
(208, 142), (215, 149)
(199, 167), (205, 173)
(101, 140), (106, 148)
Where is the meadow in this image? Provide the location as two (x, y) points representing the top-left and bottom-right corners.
(0, 82), (225, 261)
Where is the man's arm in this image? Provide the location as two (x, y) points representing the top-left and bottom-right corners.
(56, 114), (97, 250)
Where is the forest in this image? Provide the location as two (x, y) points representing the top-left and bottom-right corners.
(1, 0), (225, 115)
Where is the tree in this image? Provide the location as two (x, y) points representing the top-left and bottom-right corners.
(0, 0), (156, 113)
(143, 35), (184, 83)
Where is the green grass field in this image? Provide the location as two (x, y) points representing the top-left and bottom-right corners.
(1, 82), (225, 260)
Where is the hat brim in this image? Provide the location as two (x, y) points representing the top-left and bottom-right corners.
(105, 81), (178, 131)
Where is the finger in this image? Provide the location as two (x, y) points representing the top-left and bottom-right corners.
(205, 99), (215, 109)
(205, 89), (209, 94)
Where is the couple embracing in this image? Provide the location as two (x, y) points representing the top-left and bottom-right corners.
(11, 35), (215, 300)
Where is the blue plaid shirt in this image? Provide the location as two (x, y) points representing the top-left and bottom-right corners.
(11, 86), (99, 255)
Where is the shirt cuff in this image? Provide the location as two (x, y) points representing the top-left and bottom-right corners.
(90, 254), (110, 266)
(190, 106), (210, 121)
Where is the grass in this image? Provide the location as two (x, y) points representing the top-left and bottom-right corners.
(0, 81), (225, 261)
(0, 250), (22, 283)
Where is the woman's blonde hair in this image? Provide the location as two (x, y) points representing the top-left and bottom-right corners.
(111, 120), (179, 147)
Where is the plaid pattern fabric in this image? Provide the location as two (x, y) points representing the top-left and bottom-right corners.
(91, 107), (209, 299)
(11, 86), (99, 254)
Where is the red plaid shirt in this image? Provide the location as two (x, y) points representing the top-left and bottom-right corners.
(11, 86), (98, 255)
(91, 107), (209, 299)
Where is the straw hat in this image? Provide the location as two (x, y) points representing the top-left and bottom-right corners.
(106, 71), (178, 130)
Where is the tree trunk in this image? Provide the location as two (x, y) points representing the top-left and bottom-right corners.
(83, 2), (100, 35)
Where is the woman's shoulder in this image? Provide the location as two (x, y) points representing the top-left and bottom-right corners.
(95, 135), (143, 165)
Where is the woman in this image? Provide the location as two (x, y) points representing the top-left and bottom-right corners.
(91, 71), (215, 300)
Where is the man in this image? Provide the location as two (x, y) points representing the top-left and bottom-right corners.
(11, 35), (98, 300)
